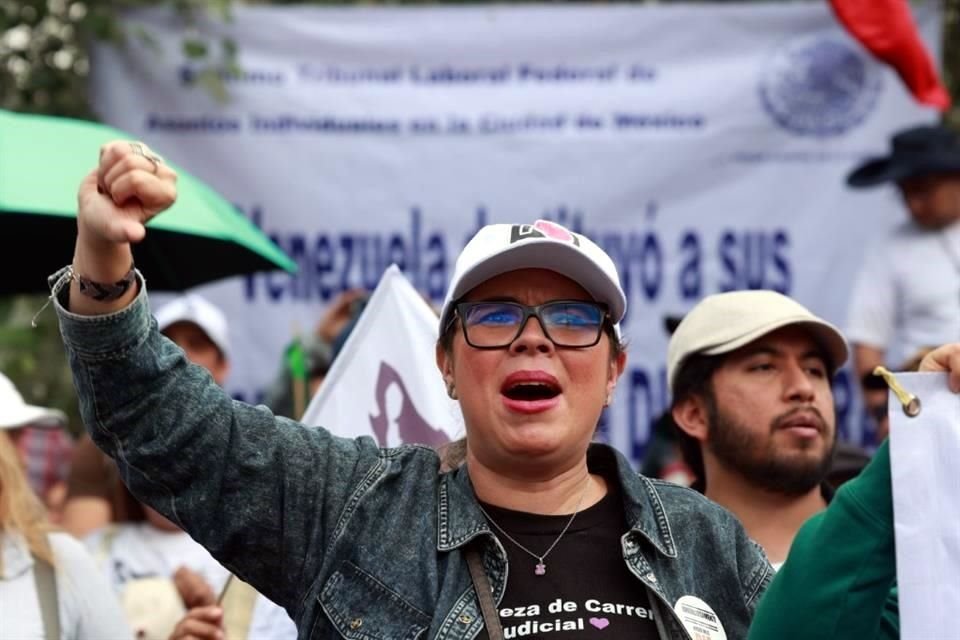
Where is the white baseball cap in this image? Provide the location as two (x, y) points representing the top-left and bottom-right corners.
(154, 294), (231, 360)
(666, 290), (848, 392)
(439, 220), (627, 335)
(0, 373), (66, 430)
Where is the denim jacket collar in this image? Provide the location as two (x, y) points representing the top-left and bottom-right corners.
(436, 442), (677, 559)
(436, 464), (492, 552)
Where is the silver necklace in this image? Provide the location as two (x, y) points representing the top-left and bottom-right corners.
(475, 476), (591, 576)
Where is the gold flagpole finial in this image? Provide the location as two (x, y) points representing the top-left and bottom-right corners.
(873, 366), (922, 417)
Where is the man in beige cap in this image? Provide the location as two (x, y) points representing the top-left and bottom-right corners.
(667, 290), (848, 567)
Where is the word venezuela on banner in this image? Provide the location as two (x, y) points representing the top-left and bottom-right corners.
(93, 3), (942, 462)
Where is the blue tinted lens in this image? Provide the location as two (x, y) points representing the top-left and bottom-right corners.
(541, 302), (603, 328)
(463, 302), (523, 327)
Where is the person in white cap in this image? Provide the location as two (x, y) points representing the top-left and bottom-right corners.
(0, 376), (131, 640)
(0, 372), (71, 506)
(44, 141), (959, 639)
(154, 293), (231, 386)
(667, 290), (847, 568)
(0, 373), (67, 435)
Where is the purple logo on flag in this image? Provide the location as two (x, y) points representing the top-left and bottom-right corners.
(369, 362), (449, 447)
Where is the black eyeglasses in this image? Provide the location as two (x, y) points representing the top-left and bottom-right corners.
(452, 300), (609, 349)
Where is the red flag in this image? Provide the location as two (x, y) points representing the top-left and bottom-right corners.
(829, 0), (951, 111)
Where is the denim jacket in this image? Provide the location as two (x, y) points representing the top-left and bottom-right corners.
(53, 279), (772, 640)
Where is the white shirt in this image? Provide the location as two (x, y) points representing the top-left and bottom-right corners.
(85, 523), (297, 640)
(85, 522), (231, 593)
(0, 531), (132, 640)
(846, 219), (960, 367)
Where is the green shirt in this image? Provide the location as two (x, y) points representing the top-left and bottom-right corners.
(748, 440), (898, 640)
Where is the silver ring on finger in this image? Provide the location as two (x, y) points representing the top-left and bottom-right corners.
(145, 153), (162, 174)
(129, 141), (162, 174)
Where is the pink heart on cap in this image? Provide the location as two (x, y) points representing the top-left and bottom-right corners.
(533, 219), (576, 243)
(589, 617), (610, 630)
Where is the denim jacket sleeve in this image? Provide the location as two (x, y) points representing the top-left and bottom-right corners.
(637, 476), (773, 639)
(53, 280), (383, 619)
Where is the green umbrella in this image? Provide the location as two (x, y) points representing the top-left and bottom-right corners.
(0, 109), (296, 294)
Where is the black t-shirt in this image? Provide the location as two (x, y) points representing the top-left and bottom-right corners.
(475, 481), (659, 639)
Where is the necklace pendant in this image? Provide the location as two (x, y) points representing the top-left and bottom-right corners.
(535, 562), (546, 576)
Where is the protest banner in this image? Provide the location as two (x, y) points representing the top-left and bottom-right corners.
(96, 3), (941, 460)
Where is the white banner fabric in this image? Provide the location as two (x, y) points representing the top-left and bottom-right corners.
(90, 3), (941, 463)
(889, 372), (960, 640)
(300, 264), (462, 444)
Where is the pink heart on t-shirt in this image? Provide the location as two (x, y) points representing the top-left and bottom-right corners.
(589, 617), (610, 630)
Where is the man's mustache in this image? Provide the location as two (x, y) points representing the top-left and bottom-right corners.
(771, 406), (830, 433)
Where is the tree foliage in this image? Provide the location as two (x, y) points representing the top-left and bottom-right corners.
(1, 0), (958, 424)
(0, 0), (234, 118)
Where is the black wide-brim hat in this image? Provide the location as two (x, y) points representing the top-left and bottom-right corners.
(847, 124), (960, 188)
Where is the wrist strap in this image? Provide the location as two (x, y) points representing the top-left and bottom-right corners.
(75, 262), (137, 302)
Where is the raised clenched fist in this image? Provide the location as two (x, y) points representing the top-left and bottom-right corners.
(77, 140), (178, 247)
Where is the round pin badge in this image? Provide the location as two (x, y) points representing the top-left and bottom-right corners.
(673, 595), (726, 640)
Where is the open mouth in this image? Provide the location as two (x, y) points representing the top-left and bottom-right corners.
(501, 381), (561, 401)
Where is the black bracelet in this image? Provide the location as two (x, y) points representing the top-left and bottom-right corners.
(75, 262), (137, 302)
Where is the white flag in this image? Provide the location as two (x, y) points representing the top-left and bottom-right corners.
(301, 264), (463, 447)
(889, 372), (960, 639)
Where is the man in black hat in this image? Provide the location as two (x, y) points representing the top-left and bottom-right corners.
(845, 123), (960, 423)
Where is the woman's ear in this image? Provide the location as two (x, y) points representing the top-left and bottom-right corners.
(605, 351), (626, 402)
(436, 343), (454, 386)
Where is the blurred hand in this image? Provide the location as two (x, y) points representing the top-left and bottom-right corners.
(918, 343), (960, 393)
(316, 288), (367, 344)
(173, 566), (217, 609)
(77, 140), (177, 247)
(168, 605), (224, 640)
